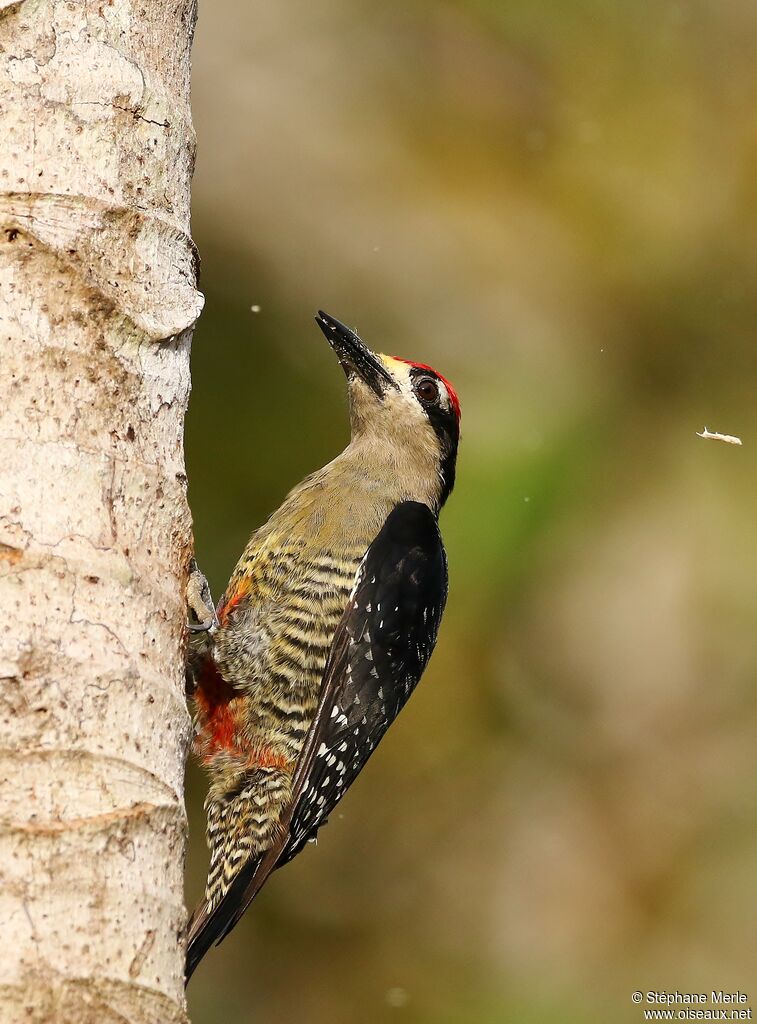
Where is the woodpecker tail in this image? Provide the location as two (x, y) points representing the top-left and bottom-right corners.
(185, 850), (278, 984)
(185, 898), (221, 983)
(186, 893), (246, 982)
(185, 866), (253, 983)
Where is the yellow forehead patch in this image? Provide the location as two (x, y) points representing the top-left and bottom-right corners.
(378, 354), (413, 381)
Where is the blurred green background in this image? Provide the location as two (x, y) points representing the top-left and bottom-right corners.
(184, 1), (757, 1021)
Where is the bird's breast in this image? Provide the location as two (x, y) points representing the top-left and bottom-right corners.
(195, 537), (369, 791)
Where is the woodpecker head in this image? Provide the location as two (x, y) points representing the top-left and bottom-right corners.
(315, 310), (460, 508)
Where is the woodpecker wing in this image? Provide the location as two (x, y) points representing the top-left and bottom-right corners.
(185, 500), (447, 978)
(282, 499), (448, 859)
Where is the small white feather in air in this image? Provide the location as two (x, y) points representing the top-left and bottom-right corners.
(696, 427), (742, 446)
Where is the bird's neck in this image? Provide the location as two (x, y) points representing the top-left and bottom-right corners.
(335, 433), (442, 515)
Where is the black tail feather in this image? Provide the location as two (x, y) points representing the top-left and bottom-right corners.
(185, 899), (221, 983)
(185, 852), (276, 984)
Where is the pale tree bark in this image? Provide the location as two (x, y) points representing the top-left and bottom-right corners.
(0, 1), (203, 1022)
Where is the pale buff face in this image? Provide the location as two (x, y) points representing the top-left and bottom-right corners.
(343, 355), (458, 512)
(346, 354), (455, 441)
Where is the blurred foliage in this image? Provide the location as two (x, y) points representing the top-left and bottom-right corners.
(185, 1), (757, 1021)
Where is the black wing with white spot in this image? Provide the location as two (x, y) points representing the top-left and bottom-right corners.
(282, 499), (448, 860)
(185, 500), (447, 978)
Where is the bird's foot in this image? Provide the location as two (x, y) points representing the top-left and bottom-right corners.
(186, 557), (218, 634)
(186, 558), (218, 698)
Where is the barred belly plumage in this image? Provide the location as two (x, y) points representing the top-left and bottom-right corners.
(198, 540), (367, 907)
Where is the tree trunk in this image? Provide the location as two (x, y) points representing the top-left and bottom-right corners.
(0, 2), (202, 1021)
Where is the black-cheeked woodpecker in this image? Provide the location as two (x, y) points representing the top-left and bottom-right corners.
(185, 311), (460, 980)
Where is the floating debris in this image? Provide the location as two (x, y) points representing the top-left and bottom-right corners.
(385, 987), (409, 1009)
(696, 427), (742, 446)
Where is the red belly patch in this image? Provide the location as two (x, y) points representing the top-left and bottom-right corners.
(194, 660), (238, 758)
(246, 747), (291, 771)
(193, 660), (293, 773)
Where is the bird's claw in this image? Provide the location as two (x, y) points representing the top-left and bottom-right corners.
(187, 618), (215, 634)
(186, 557), (218, 635)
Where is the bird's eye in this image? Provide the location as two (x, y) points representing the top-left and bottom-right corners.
(415, 377), (439, 403)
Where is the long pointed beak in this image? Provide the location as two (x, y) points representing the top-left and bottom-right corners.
(315, 310), (397, 398)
